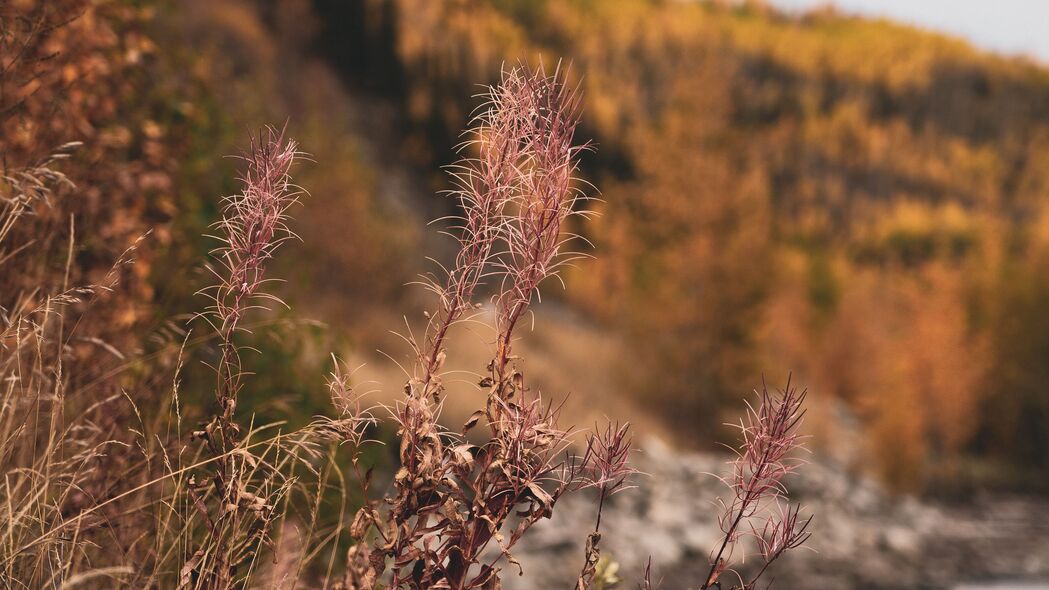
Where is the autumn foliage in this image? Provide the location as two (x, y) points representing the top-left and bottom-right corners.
(325, 0), (1049, 490)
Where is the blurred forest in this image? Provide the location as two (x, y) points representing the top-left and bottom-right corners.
(316, 0), (1049, 493)
(7, 0), (1049, 495)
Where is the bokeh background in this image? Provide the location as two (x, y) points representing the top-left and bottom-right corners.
(6, 0), (1049, 587)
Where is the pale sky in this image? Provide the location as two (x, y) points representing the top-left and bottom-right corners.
(769, 0), (1049, 63)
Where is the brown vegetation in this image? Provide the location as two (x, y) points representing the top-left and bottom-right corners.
(1, 7), (811, 585)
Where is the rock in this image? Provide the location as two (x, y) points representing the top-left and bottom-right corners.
(881, 525), (920, 554)
(503, 440), (1049, 590)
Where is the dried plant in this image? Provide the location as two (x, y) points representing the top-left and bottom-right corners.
(575, 421), (638, 590)
(203, 126), (302, 444)
(328, 62), (595, 590)
(701, 378), (812, 590)
(180, 127), (306, 588)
